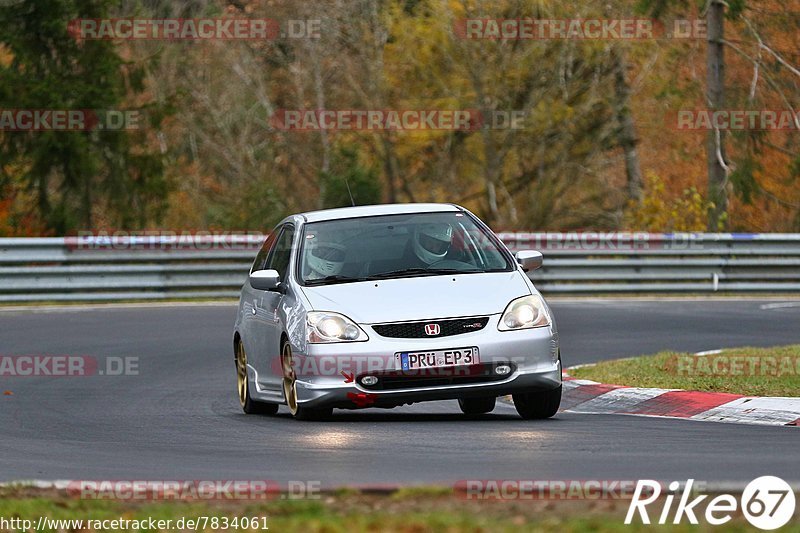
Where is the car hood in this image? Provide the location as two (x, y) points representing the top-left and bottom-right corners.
(299, 271), (531, 323)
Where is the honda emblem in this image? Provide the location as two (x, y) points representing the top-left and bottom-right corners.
(424, 323), (441, 336)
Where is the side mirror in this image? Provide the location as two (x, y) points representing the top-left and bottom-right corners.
(249, 269), (281, 291)
(515, 250), (543, 272)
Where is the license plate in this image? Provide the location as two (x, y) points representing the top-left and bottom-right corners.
(396, 347), (479, 371)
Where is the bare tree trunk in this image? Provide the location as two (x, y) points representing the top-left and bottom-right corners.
(311, 47), (330, 209)
(706, 0), (728, 230)
(481, 126), (502, 226)
(611, 45), (643, 204)
(380, 134), (398, 203)
(468, 71), (501, 225)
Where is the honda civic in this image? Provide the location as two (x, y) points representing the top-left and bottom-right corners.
(233, 203), (561, 420)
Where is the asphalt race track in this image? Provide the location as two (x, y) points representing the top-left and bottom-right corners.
(1, 299), (798, 486)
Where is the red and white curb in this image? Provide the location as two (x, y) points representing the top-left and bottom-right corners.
(561, 376), (800, 427)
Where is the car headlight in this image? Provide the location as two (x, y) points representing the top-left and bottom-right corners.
(498, 294), (551, 331)
(307, 311), (369, 343)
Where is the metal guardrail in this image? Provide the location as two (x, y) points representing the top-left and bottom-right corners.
(1, 233), (800, 302)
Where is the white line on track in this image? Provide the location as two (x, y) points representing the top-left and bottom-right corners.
(759, 302), (800, 310)
(694, 349), (723, 356)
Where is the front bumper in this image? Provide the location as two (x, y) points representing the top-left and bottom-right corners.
(292, 315), (561, 409)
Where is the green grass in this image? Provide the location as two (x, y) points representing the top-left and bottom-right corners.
(570, 344), (800, 397)
(0, 489), (793, 532)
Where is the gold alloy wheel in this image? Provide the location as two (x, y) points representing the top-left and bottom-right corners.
(282, 342), (299, 415)
(236, 341), (248, 408)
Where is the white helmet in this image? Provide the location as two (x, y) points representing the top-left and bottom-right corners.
(307, 241), (346, 278)
(413, 223), (453, 265)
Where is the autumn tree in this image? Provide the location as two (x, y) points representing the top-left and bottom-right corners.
(0, 0), (167, 233)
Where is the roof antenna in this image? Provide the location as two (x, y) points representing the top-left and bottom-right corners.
(345, 177), (355, 206)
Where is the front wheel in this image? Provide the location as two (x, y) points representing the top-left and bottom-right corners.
(281, 340), (332, 421)
(512, 385), (561, 420)
(236, 341), (279, 415)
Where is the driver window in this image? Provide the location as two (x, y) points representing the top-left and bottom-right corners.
(267, 225), (295, 280)
(251, 229), (280, 273)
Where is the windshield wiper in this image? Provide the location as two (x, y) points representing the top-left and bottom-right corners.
(367, 268), (477, 280)
(304, 275), (367, 286)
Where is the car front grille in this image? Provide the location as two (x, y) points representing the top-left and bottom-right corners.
(372, 317), (490, 339)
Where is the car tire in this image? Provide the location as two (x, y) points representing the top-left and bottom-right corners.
(512, 385), (561, 420)
(281, 339), (333, 421)
(458, 396), (496, 415)
(236, 341), (279, 415)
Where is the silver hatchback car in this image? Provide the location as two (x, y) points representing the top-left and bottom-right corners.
(233, 203), (561, 420)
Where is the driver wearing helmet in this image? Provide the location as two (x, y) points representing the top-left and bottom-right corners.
(412, 222), (453, 266)
(306, 240), (347, 280)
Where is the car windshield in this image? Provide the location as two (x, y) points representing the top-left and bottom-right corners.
(299, 211), (513, 285)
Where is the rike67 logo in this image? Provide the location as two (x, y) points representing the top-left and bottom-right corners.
(626, 477), (796, 530)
